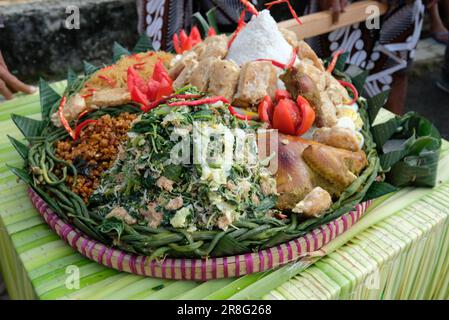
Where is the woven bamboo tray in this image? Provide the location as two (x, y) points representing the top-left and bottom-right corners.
(29, 188), (372, 280)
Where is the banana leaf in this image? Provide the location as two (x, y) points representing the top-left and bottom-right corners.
(113, 42), (130, 62)
(132, 34), (154, 53)
(373, 112), (442, 188)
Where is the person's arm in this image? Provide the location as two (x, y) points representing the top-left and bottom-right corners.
(318, 0), (350, 23)
(0, 51), (35, 100)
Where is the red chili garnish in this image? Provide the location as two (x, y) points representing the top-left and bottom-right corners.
(98, 75), (116, 87)
(228, 105), (252, 121)
(255, 58), (286, 69)
(228, 9), (247, 48)
(326, 50), (344, 73)
(74, 119), (97, 141)
(189, 26), (202, 47)
(338, 80), (359, 105)
(58, 96), (75, 139)
(86, 88), (96, 93)
(256, 47), (298, 70)
(173, 33), (182, 54)
(207, 27), (217, 37)
(240, 0), (259, 16)
(77, 110), (89, 121)
(81, 93), (93, 99)
(285, 47), (298, 69)
(133, 62), (146, 70)
(265, 0), (302, 25)
(166, 96), (228, 107)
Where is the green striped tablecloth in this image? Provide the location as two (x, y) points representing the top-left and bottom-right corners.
(1, 83), (449, 300)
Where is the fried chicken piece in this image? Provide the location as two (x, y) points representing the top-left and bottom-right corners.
(233, 61), (277, 107)
(313, 127), (360, 151)
(274, 135), (316, 210)
(208, 59), (240, 101)
(91, 87), (132, 108)
(302, 143), (367, 189)
(168, 51), (198, 79)
(190, 57), (220, 92)
(292, 187), (332, 218)
(296, 40), (325, 72)
(297, 60), (327, 91)
(264, 134), (367, 210)
(281, 68), (337, 127)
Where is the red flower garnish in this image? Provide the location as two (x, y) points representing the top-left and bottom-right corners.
(258, 93), (315, 136)
(127, 60), (173, 112)
(207, 27), (217, 37)
(172, 26), (211, 54)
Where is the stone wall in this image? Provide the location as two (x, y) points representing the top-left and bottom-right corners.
(0, 0), (138, 82)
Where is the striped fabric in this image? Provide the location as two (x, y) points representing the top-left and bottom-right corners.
(1, 82), (449, 299)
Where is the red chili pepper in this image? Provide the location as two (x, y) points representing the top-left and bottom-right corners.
(338, 80), (359, 105)
(166, 96), (229, 107)
(98, 75), (116, 87)
(240, 0), (259, 16)
(74, 119), (97, 141)
(255, 58), (286, 69)
(265, 0), (302, 25)
(58, 96), (75, 139)
(326, 50), (344, 73)
(228, 105), (252, 120)
(207, 27), (217, 37)
(81, 93), (93, 99)
(133, 62), (146, 70)
(256, 48), (298, 70)
(285, 47), (298, 69)
(86, 88), (96, 93)
(228, 9), (247, 48)
(77, 110), (89, 120)
(258, 95), (274, 123)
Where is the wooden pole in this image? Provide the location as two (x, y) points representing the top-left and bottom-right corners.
(278, 1), (388, 39)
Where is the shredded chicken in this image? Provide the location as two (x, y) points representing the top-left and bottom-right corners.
(165, 196), (184, 211)
(139, 202), (163, 228)
(106, 207), (136, 225)
(156, 176), (175, 192)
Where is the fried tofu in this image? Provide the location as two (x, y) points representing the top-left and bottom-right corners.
(297, 40), (325, 72)
(172, 59), (198, 90)
(233, 61), (277, 107)
(168, 51), (198, 79)
(91, 87), (131, 108)
(199, 35), (229, 60)
(208, 59), (240, 101)
(190, 57), (220, 92)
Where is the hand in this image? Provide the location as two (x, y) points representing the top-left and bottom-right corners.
(0, 51), (35, 100)
(318, 0), (350, 24)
